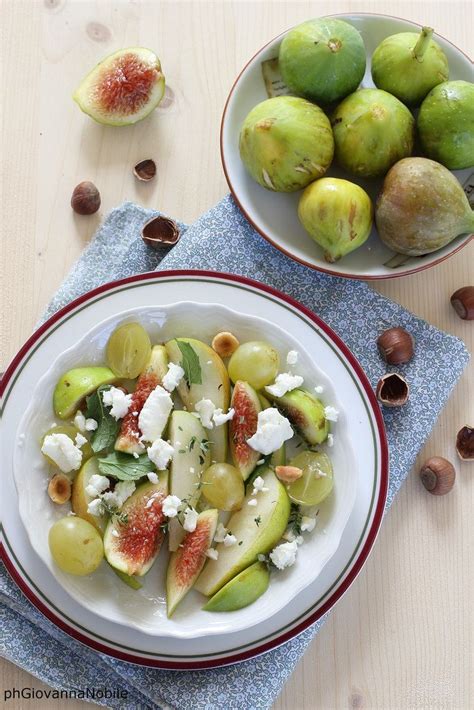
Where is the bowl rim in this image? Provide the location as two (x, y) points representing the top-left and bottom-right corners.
(0, 269), (389, 669)
(220, 12), (474, 281)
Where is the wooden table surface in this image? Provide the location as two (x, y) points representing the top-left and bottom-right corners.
(1, 1), (472, 708)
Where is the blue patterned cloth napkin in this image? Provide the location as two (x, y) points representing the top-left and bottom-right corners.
(1, 197), (469, 710)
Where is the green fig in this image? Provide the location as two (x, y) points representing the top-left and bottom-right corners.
(279, 18), (366, 105)
(417, 80), (474, 169)
(332, 89), (415, 177)
(376, 157), (474, 256)
(202, 561), (270, 612)
(239, 96), (334, 192)
(371, 27), (449, 106)
(298, 178), (373, 262)
(265, 388), (329, 445)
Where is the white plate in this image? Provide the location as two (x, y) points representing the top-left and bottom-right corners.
(1, 271), (388, 667)
(15, 301), (357, 639)
(221, 14), (473, 280)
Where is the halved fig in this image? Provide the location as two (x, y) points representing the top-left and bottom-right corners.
(229, 381), (261, 480)
(166, 508), (218, 616)
(73, 48), (165, 126)
(115, 345), (168, 454)
(266, 388), (329, 445)
(104, 474), (168, 576)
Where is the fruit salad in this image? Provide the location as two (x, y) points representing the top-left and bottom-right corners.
(40, 321), (338, 617)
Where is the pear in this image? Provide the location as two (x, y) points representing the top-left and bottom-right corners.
(194, 468), (290, 597)
(298, 177), (373, 262)
(168, 411), (211, 550)
(53, 367), (116, 419)
(166, 509), (218, 617)
(203, 561), (270, 612)
(376, 157), (474, 256)
(265, 388), (329, 445)
(165, 338), (230, 463)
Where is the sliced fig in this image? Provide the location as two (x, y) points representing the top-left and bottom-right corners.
(166, 508), (218, 617)
(229, 381), (262, 480)
(104, 474), (168, 576)
(73, 48), (165, 126)
(266, 388), (329, 445)
(115, 345), (168, 454)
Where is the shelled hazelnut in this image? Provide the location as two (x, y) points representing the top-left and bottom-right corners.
(71, 181), (101, 215)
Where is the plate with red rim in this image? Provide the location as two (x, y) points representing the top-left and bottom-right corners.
(220, 13), (473, 280)
(1, 270), (388, 668)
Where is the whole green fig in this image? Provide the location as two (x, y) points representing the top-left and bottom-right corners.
(239, 96), (334, 192)
(331, 89), (415, 178)
(376, 157), (474, 256)
(298, 178), (373, 262)
(279, 18), (366, 105)
(371, 27), (449, 106)
(417, 80), (474, 169)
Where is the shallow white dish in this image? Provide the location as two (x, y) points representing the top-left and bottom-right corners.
(15, 301), (357, 639)
(221, 13), (473, 280)
(1, 271), (388, 667)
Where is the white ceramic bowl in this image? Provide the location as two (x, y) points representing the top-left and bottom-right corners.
(221, 13), (473, 280)
(14, 302), (357, 639)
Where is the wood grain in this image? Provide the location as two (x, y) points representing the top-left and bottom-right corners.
(1, 1), (472, 708)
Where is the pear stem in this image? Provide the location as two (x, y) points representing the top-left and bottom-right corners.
(413, 27), (434, 61)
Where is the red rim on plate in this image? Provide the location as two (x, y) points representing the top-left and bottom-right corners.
(1, 270), (389, 669)
(220, 13), (473, 281)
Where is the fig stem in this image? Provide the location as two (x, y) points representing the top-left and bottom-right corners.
(413, 27), (433, 61)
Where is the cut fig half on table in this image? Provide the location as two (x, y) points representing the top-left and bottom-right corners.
(73, 47), (165, 126)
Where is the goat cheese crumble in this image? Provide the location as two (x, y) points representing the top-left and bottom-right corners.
(147, 472), (159, 484)
(41, 433), (83, 473)
(301, 516), (317, 533)
(147, 438), (174, 469)
(195, 399), (235, 428)
(269, 540), (298, 570)
(101, 481), (136, 510)
(87, 498), (105, 517)
(314, 385), (324, 394)
(265, 372), (304, 398)
(102, 387), (133, 420)
(205, 548), (219, 560)
(223, 533), (237, 547)
(213, 408), (235, 426)
(247, 408), (293, 455)
(162, 362), (185, 392)
(182, 507), (198, 532)
(162, 495), (181, 518)
(327, 433), (334, 448)
(138, 385), (173, 442)
(74, 432), (88, 448)
(324, 406), (339, 422)
(214, 523), (228, 543)
(85, 474), (110, 498)
(286, 350), (299, 365)
(251, 475), (269, 495)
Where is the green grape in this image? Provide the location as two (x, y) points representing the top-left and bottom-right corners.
(41, 425), (93, 464)
(202, 463), (245, 511)
(286, 451), (333, 506)
(48, 517), (104, 576)
(228, 341), (280, 389)
(106, 322), (151, 378)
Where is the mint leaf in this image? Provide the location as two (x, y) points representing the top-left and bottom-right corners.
(85, 385), (120, 453)
(97, 451), (155, 481)
(176, 340), (202, 386)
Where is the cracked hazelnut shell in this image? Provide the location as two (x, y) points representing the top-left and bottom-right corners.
(71, 181), (101, 215)
(456, 425), (473, 460)
(419, 457), (455, 495)
(377, 327), (414, 364)
(133, 159), (157, 181)
(450, 286), (474, 320)
(141, 216), (180, 249)
(376, 372), (409, 407)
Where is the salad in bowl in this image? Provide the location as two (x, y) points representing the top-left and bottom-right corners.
(18, 303), (351, 628)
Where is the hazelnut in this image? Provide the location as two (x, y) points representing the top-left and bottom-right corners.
(450, 286), (474, 320)
(275, 465), (303, 483)
(212, 332), (240, 358)
(456, 425), (473, 461)
(133, 159), (157, 182)
(377, 327), (414, 364)
(48, 474), (72, 504)
(419, 456), (455, 495)
(141, 216), (180, 250)
(376, 373), (409, 407)
(71, 181), (101, 215)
